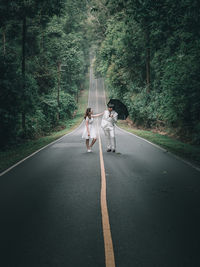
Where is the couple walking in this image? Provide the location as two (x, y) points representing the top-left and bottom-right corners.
(82, 103), (118, 152)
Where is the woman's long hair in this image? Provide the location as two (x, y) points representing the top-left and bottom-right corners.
(84, 107), (91, 119)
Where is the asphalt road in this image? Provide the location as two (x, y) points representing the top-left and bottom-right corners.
(0, 66), (200, 267)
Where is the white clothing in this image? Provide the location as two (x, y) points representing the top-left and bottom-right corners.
(104, 127), (116, 150)
(82, 117), (97, 139)
(101, 110), (118, 150)
(101, 110), (118, 129)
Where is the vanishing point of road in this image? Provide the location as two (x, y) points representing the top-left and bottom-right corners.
(0, 66), (200, 267)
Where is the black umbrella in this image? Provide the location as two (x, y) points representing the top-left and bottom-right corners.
(107, 99), (129, 120)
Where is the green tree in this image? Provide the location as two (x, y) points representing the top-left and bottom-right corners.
(91, 0), (200, 143)
(0, 0), (90, 147)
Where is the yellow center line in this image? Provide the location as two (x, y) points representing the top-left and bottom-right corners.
(98, 132), (116, 267)
(95, 79), (116, 267)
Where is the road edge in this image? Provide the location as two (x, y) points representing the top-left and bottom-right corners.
(116, 125), (200, 172)
(0, 121), (84, 177)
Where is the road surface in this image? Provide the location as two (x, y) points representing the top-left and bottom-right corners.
(0, 66), (200, 267)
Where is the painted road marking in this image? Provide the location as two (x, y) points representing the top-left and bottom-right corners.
(0, 65), (94, 177)
(95, 78), (115, 267)
(116, 125), (200, 172)
(0, 122), (84, 177)
(98, 130), (116, 267)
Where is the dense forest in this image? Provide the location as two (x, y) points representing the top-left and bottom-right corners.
(0, 0), (90, 148)
(91, 0), (200, 144)
(1, 0), (200, 149)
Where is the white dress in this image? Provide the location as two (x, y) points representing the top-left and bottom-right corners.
(82, 116), (97, 139)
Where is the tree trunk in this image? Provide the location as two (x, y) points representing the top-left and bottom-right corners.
(77, 83), (81, 103)
(146, 46), (150, 86)
(57, 62), (61, 121)
(3, 28), (6, 56)
(22, 16), (27, 131)
(40, 26), (44, 51)
(145, 29), (150, 91)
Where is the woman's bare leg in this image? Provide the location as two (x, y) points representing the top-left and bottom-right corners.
(86, 139), (90, 149)
(90, 138), (97, 148)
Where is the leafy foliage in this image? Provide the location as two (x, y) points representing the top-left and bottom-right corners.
(91, 0), (200, 144)
(0, 0), (89, 147)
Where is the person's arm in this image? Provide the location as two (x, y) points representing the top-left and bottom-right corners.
(92, 112), (104, 118)
(86, 118), (90, 136)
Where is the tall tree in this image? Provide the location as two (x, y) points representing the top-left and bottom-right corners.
(91, 0), (200, 143)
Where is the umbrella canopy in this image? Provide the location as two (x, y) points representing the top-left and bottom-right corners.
(107, 99), (129, 120)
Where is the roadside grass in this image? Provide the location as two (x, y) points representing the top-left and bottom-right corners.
(118, 120), (200, 167)
(0, 86), (88, 173)
(102, 79), (200, 167)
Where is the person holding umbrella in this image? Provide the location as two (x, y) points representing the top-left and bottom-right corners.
(101, 103), (118, 152)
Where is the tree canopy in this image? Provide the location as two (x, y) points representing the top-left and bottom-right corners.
(1, 0), (200, 147)
(91, 0), (200, 144)
(0, 0), (90, 147)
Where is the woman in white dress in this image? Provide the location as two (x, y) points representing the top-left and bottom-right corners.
(82, 107), (103, 152)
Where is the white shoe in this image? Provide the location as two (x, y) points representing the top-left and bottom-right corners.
(87, 149), (92, 152)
